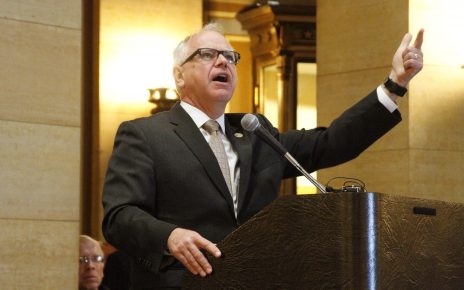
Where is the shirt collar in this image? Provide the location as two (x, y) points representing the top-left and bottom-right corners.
(180, 101), (226, 133)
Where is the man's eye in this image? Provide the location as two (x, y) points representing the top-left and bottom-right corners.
(201, 51), (215, 60)
(224, 54), (234, 62)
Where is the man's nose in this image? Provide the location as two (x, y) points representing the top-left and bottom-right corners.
(214, 53), (228, 66)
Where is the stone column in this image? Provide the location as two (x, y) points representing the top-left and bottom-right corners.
(0, 0), (82, 288)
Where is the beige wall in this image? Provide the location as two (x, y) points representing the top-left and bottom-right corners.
(0, 0), (81, 289)
(317, 0), (464, 202)
(408, 0), (464, 202)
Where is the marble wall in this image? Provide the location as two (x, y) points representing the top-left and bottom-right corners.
(0, 0), (82, 288)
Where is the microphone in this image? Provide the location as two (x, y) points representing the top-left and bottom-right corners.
(241, 114), (328, 193)
(240, 113), (287, 156)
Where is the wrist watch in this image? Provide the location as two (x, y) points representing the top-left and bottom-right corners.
(383, 77), (407, 97)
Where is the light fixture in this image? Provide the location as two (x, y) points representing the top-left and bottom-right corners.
(148, 87), (179, 114)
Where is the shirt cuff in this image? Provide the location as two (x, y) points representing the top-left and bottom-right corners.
(376, 85), (398, 113)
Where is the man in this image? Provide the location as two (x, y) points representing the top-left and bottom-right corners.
(102, 23), (424, 289)
(79, 235), (107, 290)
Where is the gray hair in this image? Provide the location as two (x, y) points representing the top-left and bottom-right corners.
(79, 235), (104, 257)
(173, 22), (225, 66)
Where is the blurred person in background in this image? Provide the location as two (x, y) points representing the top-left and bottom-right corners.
(79, 235), (108, 290)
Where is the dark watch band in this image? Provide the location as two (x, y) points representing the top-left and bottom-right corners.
(384, 77), (407, 97)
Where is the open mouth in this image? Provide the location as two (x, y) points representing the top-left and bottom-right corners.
(213, 73), (228, 83)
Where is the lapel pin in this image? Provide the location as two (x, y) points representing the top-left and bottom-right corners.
(234, 132), (244, 138)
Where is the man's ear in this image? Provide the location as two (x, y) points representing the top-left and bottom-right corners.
(173, 66), (185, 89)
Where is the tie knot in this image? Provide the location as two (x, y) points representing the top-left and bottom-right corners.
(203, 120), (220, 134)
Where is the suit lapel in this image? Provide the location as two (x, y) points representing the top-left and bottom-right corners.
(168, 104), (235, 214)
(225, 116), (252, 215)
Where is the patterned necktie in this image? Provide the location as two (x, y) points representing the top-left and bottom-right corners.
(202, 120), (233, 195)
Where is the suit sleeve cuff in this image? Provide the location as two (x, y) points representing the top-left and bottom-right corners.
(377, 85), (398, 113)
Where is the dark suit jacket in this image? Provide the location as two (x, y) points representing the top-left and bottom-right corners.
(102, 90), (401, 289)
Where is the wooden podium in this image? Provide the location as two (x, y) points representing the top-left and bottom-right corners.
(183, 192), (464, 289)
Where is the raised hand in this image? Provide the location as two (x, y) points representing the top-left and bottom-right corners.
(167, 228), (221, 277)
(390, 29), (424, 87)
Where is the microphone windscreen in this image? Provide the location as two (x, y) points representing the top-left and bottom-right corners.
(241, 114), (260, 132)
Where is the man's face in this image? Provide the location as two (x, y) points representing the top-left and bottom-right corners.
(176, 30), (238, 109)
(79, 244), (104, 290)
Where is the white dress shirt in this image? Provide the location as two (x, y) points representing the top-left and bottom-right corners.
(376, 85), (398, 113)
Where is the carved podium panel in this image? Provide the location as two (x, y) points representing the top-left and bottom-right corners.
(183, 192), (464, 289)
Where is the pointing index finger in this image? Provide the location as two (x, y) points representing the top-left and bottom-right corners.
(413, 28), (424, 49)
